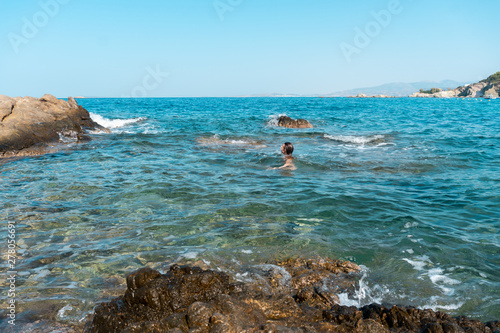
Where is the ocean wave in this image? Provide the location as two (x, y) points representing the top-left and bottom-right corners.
(337, 261), (465, 313)
(90, 112), (147, 129)
(324, 134), (386, 145)
(337, 266), (389, 308)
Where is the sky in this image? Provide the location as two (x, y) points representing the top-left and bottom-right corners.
(0, 0), (499, 97)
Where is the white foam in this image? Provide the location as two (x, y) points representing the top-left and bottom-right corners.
(403, 256), (461, 296)
(426, 268), (460, 295)
(335, 264), (463, 313)
(421, 297), (464, 312)
(404, 222), (419, 229)
(58, 130), (79, 143)
(402, 255), (431, 271)
(337, 268), (388, 308)
(297, 218), (323, 222)
(241, 249), (253, 254)
(90, 112), (147, 129)
(197, 135), (265, 147)
(428, 268), (460, 286)
(324, 134), (385, 145)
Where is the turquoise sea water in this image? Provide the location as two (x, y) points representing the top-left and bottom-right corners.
(1, 97), (499, 329)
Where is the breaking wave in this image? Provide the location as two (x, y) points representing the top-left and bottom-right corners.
(90, 112), (147, 129)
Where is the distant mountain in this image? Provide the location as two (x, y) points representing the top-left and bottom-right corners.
(237, 93), (302, 97)
(324, 80), (468, 97)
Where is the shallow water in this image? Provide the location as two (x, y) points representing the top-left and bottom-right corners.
(1, 97), (499, 328)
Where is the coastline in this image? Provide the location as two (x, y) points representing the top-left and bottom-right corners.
(83, 258), (500, 333)
(1, 97), (498, 331)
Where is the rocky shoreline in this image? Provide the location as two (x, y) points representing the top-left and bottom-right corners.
(0, 94), (108, 158)
(84, 258), (499, 333)
(409, 72), (500, 99)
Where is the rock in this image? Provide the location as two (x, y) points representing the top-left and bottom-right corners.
(126, 267), (162, 291)
(0, 94), (109, 158)
(277, 115), (313, 129)
(409, 90), (459, 98)
(349, 94), (396, 98)
(457, 82), (487, 98)
(187, 302), (214, 328)
(0, 95), (15, 121)
(410, 72), (500, 98)
(84, 258), (497, 333)
(484, 86), (499, 98)
(356, 319), (389, 333)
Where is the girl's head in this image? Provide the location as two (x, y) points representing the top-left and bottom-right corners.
(281, 142), (294, 155)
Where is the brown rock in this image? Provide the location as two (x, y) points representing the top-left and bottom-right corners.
(277, 115), (313, 129)
(84, 260), (498, 333)
(356, 319), (389, 333)
(0, 94), (109, 158)
(187, 302), (214, 328)
(0, 95), (15, 121)
(484, 86), (500, 98)
(126, 267), (162, 291)
(457, 82), (487, 98)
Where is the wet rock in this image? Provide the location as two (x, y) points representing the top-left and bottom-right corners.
(187, 302), (214, 328)
(85, 259), (498, 333)
(126, 267), (162, 291)
(0, 94), (108, 158)
(356, 319), (389, 333)
(277, 115), (313, 129)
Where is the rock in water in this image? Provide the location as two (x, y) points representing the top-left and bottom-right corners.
(277, 115), (313, 128)
(0, 94), (108, 157)
(84, 258), (498, 333)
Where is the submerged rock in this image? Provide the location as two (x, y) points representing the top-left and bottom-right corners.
(84, 258), (498, 333)
(0, 94), (108, 158)
(277, 115), (313, 129)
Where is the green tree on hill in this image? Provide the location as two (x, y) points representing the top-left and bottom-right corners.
(419, 88), (443, 94)
(481, 71), (500, 84)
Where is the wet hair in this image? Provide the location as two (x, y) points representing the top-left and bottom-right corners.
(282, 142), (294, 155)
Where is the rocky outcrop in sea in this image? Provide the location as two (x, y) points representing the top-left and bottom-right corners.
(410, 72), (500, 98)
(0, 94), (108, 157)
(84, 258), (499, 333)
(277, 115), (313, 128)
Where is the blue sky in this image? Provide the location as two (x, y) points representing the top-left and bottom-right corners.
(0, 0), (498, 97)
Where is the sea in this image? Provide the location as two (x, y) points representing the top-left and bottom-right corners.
(1, 97), (499, 330)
